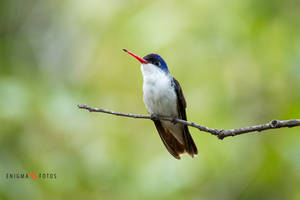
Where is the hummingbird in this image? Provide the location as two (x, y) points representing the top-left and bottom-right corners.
(123, 49), (198, 159)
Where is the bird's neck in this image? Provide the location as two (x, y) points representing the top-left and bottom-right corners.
(141, 63), (171, 82)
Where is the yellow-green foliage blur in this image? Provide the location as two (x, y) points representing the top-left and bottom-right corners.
(0, 0), (300, 199)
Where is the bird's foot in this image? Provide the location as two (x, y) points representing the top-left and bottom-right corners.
(150, 114), (159, 121)
(171, 118), (178, 125)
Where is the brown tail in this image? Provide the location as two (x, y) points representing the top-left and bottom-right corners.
(153, 120), (197, 159)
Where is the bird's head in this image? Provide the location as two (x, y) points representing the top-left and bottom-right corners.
(123, 49), (169, 73)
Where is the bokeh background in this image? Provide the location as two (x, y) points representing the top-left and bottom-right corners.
(1, 0), (300, 199)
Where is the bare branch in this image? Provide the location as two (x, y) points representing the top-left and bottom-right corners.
(77, 104), (300, 139)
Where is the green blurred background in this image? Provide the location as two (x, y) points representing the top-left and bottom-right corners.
(1, 0), (300, 199)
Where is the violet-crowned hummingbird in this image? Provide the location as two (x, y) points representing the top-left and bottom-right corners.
(123, 49), (198, 159)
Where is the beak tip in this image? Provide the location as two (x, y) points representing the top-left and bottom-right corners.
(123, 49), (148, 64)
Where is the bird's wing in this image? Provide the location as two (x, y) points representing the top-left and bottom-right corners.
(172, 78), (187, 119)
(172, 77), (198, 156)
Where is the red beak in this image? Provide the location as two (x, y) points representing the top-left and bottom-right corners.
(123, 49), (148, 64)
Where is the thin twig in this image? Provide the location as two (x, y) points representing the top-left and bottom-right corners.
(77, 104), (300, 139)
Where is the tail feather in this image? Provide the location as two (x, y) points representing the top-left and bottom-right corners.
(153, 120), (197, 159)
(153, 120), (183, 159)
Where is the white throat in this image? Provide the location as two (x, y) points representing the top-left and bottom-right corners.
(141, 63), (168, 81)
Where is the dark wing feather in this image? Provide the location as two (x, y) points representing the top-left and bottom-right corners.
(172, 78), (198, 156)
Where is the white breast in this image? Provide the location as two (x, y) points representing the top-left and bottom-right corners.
(141, 63), (178, 117)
